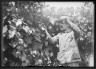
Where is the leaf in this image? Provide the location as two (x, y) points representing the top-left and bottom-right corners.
(2, 57), (7, 65)
(19, 55), (26, 61)
(23, 26), (30, 33)
(45, 41), (48, 46)
(15, 50), (21, 58)
(35, 59), (42, 65)
(10, 22), (17, 29)
(16, 45), (24, 50)
(12, 49), (17, 57)
(34, 36), (41, 42)
(3, 25), (8, 34)
(16, 32), (21, 38)
(16, 18), (23, 26)
(8, 30), (16, 38)
(24, 36), (32, 44)
(41, 33), (45, 37)
(32, 42), (43, 50)
(18, 38), (24, 44)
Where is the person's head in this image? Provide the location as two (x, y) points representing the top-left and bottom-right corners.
(54, 19), (70, 32)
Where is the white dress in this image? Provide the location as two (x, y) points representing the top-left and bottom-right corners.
(52, 31), (81, 64)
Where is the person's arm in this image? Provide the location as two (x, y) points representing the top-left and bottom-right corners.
(66, 18), (81, 34)
(42, 27), (59, 44)
(45, 29), (53, 42)
(45, 29), (59, 44)
(65, 18), (81, 39)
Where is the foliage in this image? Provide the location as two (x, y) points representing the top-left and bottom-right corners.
(2, 1), (94, 66)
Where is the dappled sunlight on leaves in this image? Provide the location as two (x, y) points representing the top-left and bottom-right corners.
(2, 1), (94, 66)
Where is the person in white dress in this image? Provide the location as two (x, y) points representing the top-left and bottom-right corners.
(43, 17), (81, 66)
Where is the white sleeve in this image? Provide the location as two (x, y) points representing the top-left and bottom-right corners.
(52, 33), (60, 43)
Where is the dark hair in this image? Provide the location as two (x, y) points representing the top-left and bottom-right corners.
(55, 19), (68, 27)
(55, 19), (63, 24)
(54, 19), (63, 27)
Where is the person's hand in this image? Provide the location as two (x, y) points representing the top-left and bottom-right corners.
(64, 16), (71, 25)
(41, 26), (48, 35)
(64, 17), (68, 23)
(41, 26), (47, 32)
(60, 16), (69, 20)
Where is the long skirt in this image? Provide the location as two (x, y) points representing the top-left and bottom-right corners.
(57, 45), (81, 64)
